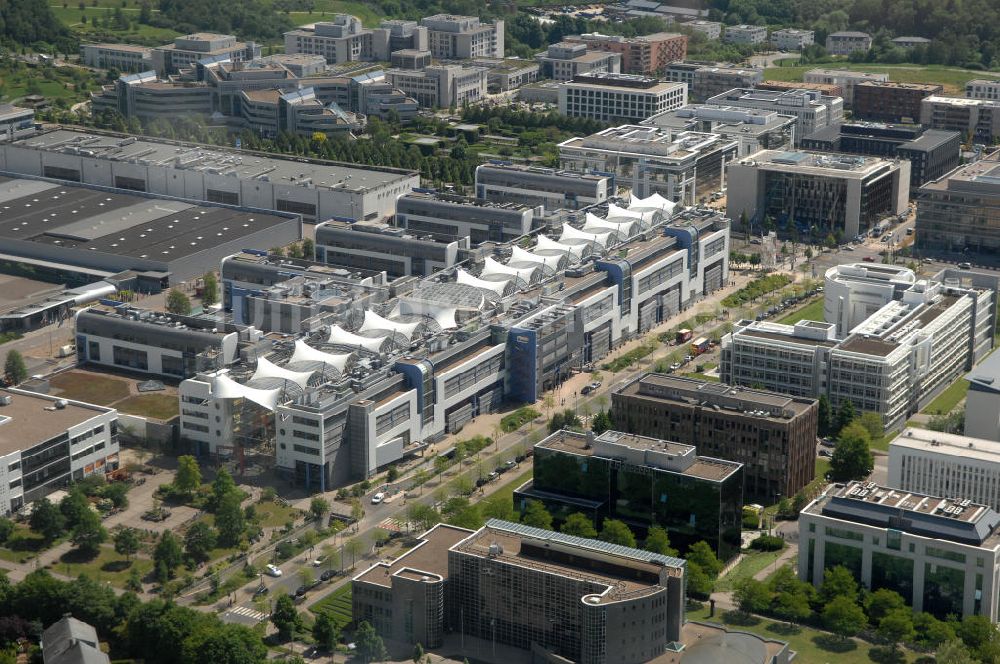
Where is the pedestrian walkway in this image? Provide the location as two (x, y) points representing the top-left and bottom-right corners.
(224, 606), (267, 622)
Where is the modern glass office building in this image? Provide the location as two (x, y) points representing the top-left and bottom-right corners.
(515, 429), (744, 561)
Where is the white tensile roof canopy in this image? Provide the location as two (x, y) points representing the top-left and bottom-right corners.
(629, 192), (677, 218)
(251, 356), (313, 389)
(536, 234), (591, 259)
(359, 309), (421, 341)
(290, 339), (353, 372)
(212, 373), (281, 410)
(560, 223), (613, 248)
(327, 324), (388, 353)
(456, 268), (511, 296)
(398, 299), (458, 330)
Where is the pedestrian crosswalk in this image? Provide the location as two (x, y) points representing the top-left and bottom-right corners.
(225, 606), (267, 622)
(378, 517), (406, 532)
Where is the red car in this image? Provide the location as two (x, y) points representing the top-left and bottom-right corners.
(863, 256), (876, 262)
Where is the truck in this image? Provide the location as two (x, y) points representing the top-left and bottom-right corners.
(675, 328), (693, 344)
(57, 344), (75, 357)
(690, 337), (710, 355)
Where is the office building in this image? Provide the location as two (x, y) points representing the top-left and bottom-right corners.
(395, 191), (538, 244)
(800, 481), (1000, 621)
(723, 25), (768, 45)
(804, 69), (889, 108)
(356, 80), (420, 123)
(537, 42), (621, 82)
(643, 104), (796, 156)
(726, 149), (910, 239)
(0, 105), (34, 142)
(559, 125), (738, 203)
(759, 79), (843, 98)
(315, 220), (463, 277)
(256, 53), (327, 77)
(0, 389), (119, 515)
(0, 278), (117, 334)
(79, 43), (151, 72)
(150, 33), (260, 76)
(684, 20), (722, 40)
(966, 350), (1000, 442)
(916, 150), (1000, 255)
(0, 172), (300, 289)
(800, 122), (961, 188)
(889, 428), (1000, 511)
(352, 519), (687, 662)
(771, 29), (815, 51)
(564, 32), (688, 76)
(663, 62), (763, 102)
(474, 58), (540, 92)
(239, 87), (364, 139)
(722, 276), (996, 428)
(3, 128), (419, 223)
(824, 31), (873, 56)
(854, 82), (943, 123)
(822, 263), (918, 336)
(892, 36), (932, 49)
(74, 303), (258, 379)
(389, 49), (431, 70)
(283, 15), (391, 64)
(421, 14), (503, 59)
(42, 616), (110, 664)
(379, 19), (428, 53)
(966, 79), (1000, 101)
(558, 73), (687, 123)
(386, 65), (488, 108)
(515, 429), (743, 560)
(612, 374), (818, 503)
(707, 87), (844, 143)
(474, 163), (610, 212)
(921, 96), (1000, 143)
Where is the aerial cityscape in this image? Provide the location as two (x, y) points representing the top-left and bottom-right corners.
(0, 0), (999, 662)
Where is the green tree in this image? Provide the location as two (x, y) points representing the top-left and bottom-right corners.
(865, 588), (905, 623)
(180, 623), (266, 664)
(560, 513), (598, 538)
(310, 496), (330, 521)
(3, 349), (27, 385)
(113, 527), (140, 561)
(174, 455), (202, 498)
(355, 621), (386, 664)
(312, 612), (339, 652)
(70, 508), (107, 554)
(407, 503), (441, 531)
(211, 468), (236, 507)
(166, 288), (192, 315)
(936, 639), (977, 664)
(0, 517), (14, 544)
(599, 519), (636, 547)
(822, 595), (867, 641)
(126, 567), (143, 592)
(821, 565), (860, 604)
(644, 526), (678, 556)
(480, 494), (515, 522)
(344, 537), (364, 568)
(878, 607), (915, 652)
(154, 531), (184, 577)
(60, 488), (91, 530)
(772, 589), (812, 626)
(686, 562), (714, 598)
(301, 238), (315, 260)
(686, 541), (723, 577)
(858, 411), (884, 440)
(521, 500), (553, 530)
(201, 272), (218, 307)
(817, 394), (832, 436)
(412, 643), (424, 663)
(215, 491), (245, 547)
(733, 578), (771, 615)
(834, 399), (856, 434)
(271, 594), (300, 641)
(591, 410), (612, 434)
(830, 422), (874, 481)
(913, 612), (957, 649)
(184, 521), (217, 562)
(29, 497), (65, 541)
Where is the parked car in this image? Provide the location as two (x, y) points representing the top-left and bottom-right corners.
(581, 385), (594, 395)
(863, 256), (876, 263)
(295, 586), (308, 597)
(253, 585), (269, 598)
(320, 570), (336, 582)
(505, 460), (517, 470)
(959, 262), (972, 270)
(371, 492), (385, 504)
(311, 557), (324, 567)
(265, 564), (282, 577)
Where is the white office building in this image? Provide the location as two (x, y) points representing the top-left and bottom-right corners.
(684, 21), (722, 40)
(771, 29), (815, 51)
(474, 163), (610, 212)
(823, 263), (918, 336)
(889, 428), (1000, 511)
(706, 87), (844, 142)
(386, 65), (488, 108)
(967, 80), (1000, 101)
(421, 14), (504, 59)
(824, 31), (872, 56)
(558, 72), (687, 123)
(80, 43), (152, 72)
(722, 25), (767, 45)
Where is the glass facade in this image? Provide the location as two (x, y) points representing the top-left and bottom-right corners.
(871, 551), (915, 604)
(823, 541), (863, 579)
(924, 563), (966, 618)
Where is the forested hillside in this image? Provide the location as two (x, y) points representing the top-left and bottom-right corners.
(0, 0), (76, 52)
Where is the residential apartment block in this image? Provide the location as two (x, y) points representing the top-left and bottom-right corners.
(514, 429), (744, 560)
(920, 95), (1000, 143)
(386, 65), (488, 108)
(421, 14), (504, 59)
(853, 82), (943, 123)
(800, 481), (1000, 621)
(611, 374), (818, 503)
(726, 149), (910, 239)
(474, 163), (610, 212)
(707, 87), (844, 142)
(536, 42), (622, 81)
(0, 389), (119, 515)
(892, 36), (931, 49)
(916, 150), (1000, 255)
(80, 43), (151, 72)
(804, 69), (889, 108)
(889, 428), (1000, 511)
(824, 31), (872, 56)
(559, 125), (738, 203)
(558, 72), (687, 123)
(565, 32), (688, 76)
(722, 25), (768, 45)
(685, 20), (722, 40)
(966, 79), (1000, 101)
(352, 520), (687, 662)
(770, 29), (814, 51)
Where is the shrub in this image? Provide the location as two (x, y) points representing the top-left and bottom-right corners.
(749, 534), (785, 552)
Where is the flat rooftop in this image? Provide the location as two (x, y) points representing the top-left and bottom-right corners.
(968, 344), (1000, 393)
(354, 523), (472, 588)
(740, 326), (838, 347)
(0, 389), (111, 455)
(620, 372), (815, 417)
(737, 149), (896, 177)
(856, 81), (942, 92)
(890, 427), (1000, 463)
(561, 126), (735, 161)
(17, 129), (418, 193)
(920, 150), (1000, 192)
(0, 175), (293, 262)
(84, 43), (152, 53)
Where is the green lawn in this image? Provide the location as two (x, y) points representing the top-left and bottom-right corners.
(764, 62), (999, 95)
(309, 584), (353, 630)
(56, 545), (154, 587)
(255, 501), (301, 528)
(681, 371), (720, 382)
(0, 525), (51, 564)
(50, 372), (130, 406)
(778, 298), (825, 325)
(287, 1), (384, 27)
(686, 604), (918, 663)
(716, 548), (787, 592)
(922, 378), (970, 415)
(49, 5), (182, 42)
(116, 394), (179, 420)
